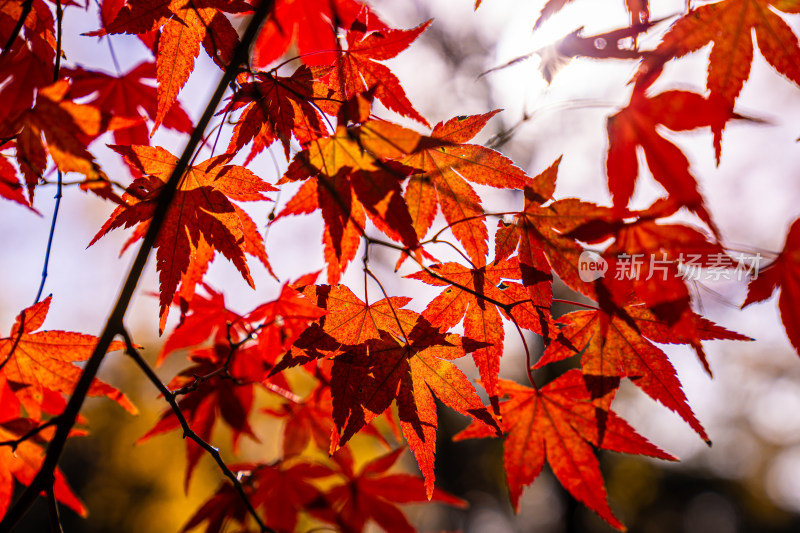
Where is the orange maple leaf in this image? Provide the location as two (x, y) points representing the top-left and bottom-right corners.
(330, 318), (500, 498)
(0, 297), (137, 420)
(323, 19), (431, 126)
(537, 303), (748, 441)
(407, 258), (551, 408)
(277, 119), (423, 283)
(226, 65), (329, 162)
(635, 0), (800, 143)
(96, 0), (249, 132)
(401, 111), (530, 268)
(455, 370), (674, 531)
(89, 145), (277, 331)
(0, 422), (86, 519)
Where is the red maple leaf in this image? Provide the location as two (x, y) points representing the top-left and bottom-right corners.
(0, 297), (137, 421)
(246, 283), (327, 365)
(11, 80), (135, 202)
(330, 317), (500, 497)
(0, 422), (86, 520)
(536, 302), (748, 440)
(183, 459), (334, 533)
(64, 62), (193, 146)
(0, 0), (55, 136)
(743, 217), (800, 355)
(400, 111), (531, 267)
(635, 0), (800, 143)
(455, 370), (674, 531)
(96, 0), (250, 132)
(321, 448), (466, 533)
(226, 65), (329, 162)
(495, 158), (604, 302)
(321, 19), (431, 126)
(140, 343), (266, 489)
(606, 90), (743, 232)
(276, 119), (423, 283)
(89, 145), (276, 330)
(270, 283), (420, 372)
(157, 284), (243, 366)
(0, 151), (34, 210)
(407, 258), (551, 408)
(252, 0), (387, 68)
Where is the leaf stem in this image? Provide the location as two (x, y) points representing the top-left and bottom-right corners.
(34, 171), (62, 304)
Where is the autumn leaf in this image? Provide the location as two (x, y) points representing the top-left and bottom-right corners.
(407, 258), (552, 408)
(0, 0), (55, 137)
(264, 384), (336, 457)
(0, 297), (137, 420)
(455, 370), (675, 531)
(246, 283), (327, 365)
(226, 65), (329, 162)
(252, 0), (387, 68)
(140, 344), (264, 489)
(89, 145), (276, 331)
(605, 90), (745, 232)
(569, 204), (731, 319)
(277, 119), (424, 283)
(264, 381), (392, 457)
(401, 111), (531, 267)
(536, 302), (747, 440)
(636, 0), (800, 135)
(743, 217), (800, 355)
(270, 283), (419, 372)
(183, 460), (334, 533)
(157, 284), (242, 366)
(12, 80), (135, 201)
(0, 151), (34, 210)
(321, 19), (431, 126)
(64, 62), (193, 146)
(321, 448), (466, 533)
(498, 158), (604, 302)
(96, 0), (249, 132)
(330, 317), (500, 497)
(0, 423), (86, 520)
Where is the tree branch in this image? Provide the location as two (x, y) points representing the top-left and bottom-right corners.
(120, 329), (276, 533)
(0, 2), (275, 529)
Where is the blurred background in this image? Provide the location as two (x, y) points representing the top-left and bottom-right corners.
(4, 0), (800, 531)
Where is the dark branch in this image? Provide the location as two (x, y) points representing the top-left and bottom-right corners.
(0, 2), (275, 529)
(120, 329), (276, 533)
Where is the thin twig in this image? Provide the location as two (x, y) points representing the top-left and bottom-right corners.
(120, 329), (276, 533)
(52, 0), (62, 82)
(0, 418), (59, 450)
(33, 0), (65, 305)
(34, 171), (62, 304)
(0, 0), (32, 58)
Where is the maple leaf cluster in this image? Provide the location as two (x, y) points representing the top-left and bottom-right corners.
(1, 0), (799, 531)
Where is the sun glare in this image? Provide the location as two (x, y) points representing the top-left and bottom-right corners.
(486, 0), (636, 110)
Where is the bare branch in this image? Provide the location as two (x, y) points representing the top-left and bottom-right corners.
(120, 329), (276, 533)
